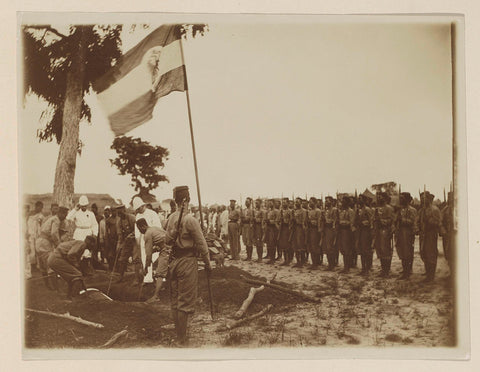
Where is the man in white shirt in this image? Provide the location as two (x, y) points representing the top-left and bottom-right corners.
(66, 195), (98, 264)
(219, 205), (229, 249)
(132, 196), (163, 284)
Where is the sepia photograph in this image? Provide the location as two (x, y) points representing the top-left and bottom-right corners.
(18, 12), (468, 359)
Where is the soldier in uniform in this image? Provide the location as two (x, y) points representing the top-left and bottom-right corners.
(418, 191), (442, 282)
(337, 196), (356, 273)
(395, 192), (418, 280)
(136, 218), (169, 303)
(306, 197), (322, 269)
(320, 196), (338, 270)
(264, 199), (280, 264)
(27, 201), (45, 272)
(228, 199), (241, 260)
(240, 197), (255, 261)
(115, 204), (138, 282)
(164, 186), (212, 345)
(47, 236), (96, 298)
(356, 194), (374, 276)
(278, 197), (293, 266)
(316, 198), (325, 265)
(333, 198), (340, 266)
(441, 192), (454, 273)
(252, 199), (266, 262)
(273, 199), (283, 260)
(373, 192), (395, 277)
(35, 206), (69, 289)
(291, 197), (307, 268)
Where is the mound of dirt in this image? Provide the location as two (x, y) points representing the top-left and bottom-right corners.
(24, 265), (303, 349)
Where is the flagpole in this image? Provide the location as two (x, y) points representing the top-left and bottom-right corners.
(179, 36), (204, 230)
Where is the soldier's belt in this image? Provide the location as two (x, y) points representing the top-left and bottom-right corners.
(324, 222), (333, 228)
(171, 247), (195, 259)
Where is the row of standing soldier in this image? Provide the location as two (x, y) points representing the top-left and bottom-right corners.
(227, 190), (453, 283)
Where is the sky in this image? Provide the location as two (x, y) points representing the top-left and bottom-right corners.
(20, 19), (453, 206)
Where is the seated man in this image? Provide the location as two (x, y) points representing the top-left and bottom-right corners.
(47, 236), (96, 298)
(136, 218), (170, 302)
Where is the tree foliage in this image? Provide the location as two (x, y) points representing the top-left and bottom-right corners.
(23, 25), (123, 144)
(110, 136), (169, 195)
(22, 23), (208, 144)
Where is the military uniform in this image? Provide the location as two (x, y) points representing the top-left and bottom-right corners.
(441, 196), (454, 269)
(291, 205), (307, 267)
(278, 204), (293, 265)
(165, 202), (210, 343)
(373, 199), (395, 277)
(228, 206), (241, 260)
(36, 215), (62, 275)
(47, 240), (87, 285)
(418, 197), (442, 281)
(116, 212), (137, 279)
(395, 202), (417, 278)
(252, 204), (266, 262)
(265, 204), (280, 264)
(337, 205), (356, 273)
(143, 226), (169, 279)
(240, 206), (254, 260)
(306, 206), (322, 268)
(27, 211), (45, 270)
(356, 204), (374, 274)
(321, 205), (338, 270)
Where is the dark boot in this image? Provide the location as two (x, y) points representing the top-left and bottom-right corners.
(360, 255), (366, 273)
(176, 311), (189, 346)
(69, 278), (85, 298)
(276, 248), (282, 260)
(266, 246), (276, 264)
(42, 273), (53, 290)
(403, 260), (412, 279)
(326, 254), (335, 270)
(309, 254), (319, 270)
(256, 245), (263, 262)
(319, 253), (323, 265)
(292, 252), (303, 268)
(171, 309), (179, 336)
(377, 260), (386, 277)
(244, 246), (253, 261)
(133, 263), (143, 285)
(351, 254), (357, 268)
(340, 254), (350, 273)
(116, 262), (126, 283)
(48, 274), (59, 291)
(302, 251), (308, 265)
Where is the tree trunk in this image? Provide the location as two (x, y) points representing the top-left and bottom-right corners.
(52, 27), (87, 207)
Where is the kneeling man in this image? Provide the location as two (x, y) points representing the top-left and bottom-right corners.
(47, 236), (96, 298)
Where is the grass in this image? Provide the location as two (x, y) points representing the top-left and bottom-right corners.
(222, 330), (254, 346)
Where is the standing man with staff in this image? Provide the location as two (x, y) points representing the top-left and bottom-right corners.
(165, 186), (212, 346)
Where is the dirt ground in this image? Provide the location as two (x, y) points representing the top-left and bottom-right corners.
(24, 237), (455, 349)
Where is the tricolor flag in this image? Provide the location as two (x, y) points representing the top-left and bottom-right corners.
(93, 25), (186, 136)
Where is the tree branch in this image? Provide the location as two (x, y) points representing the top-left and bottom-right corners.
(25, 25), (69, 39)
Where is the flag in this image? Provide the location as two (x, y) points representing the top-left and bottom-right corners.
(93, 25), (186, 136)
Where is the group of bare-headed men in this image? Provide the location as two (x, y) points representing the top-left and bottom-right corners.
(210, 191), (454, 283)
